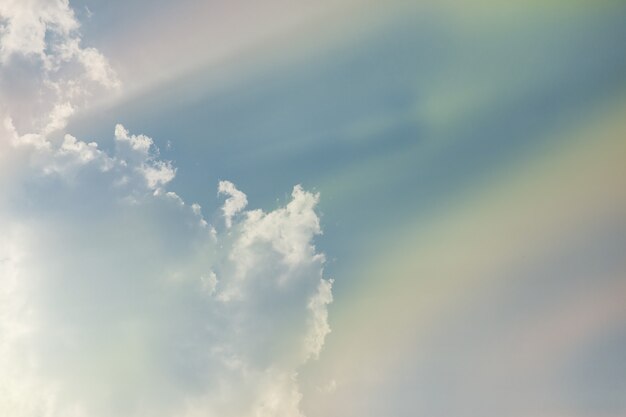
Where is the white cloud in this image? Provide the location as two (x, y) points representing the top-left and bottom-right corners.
(59, 134), (100, 163)
(0, 0), (76, 60)
(0, 0), (119, 136)
(0, 3), (334, 416)
(0, 128), (333, 417)
(218, 180), (248, 228)
(139, 159), (176, 189)
(42, 102), (75, 135)
(113, 124), (176, 189)
(233, 185), (324, 269)
(115, 124), (154, 153)
(306, 278), (334, 360)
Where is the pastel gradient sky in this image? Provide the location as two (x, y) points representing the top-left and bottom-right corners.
(1, 1), (625, 416)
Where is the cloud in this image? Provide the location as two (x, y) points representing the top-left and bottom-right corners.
(115, 124), (154, 153)
(0, 126), (333, 417)
(0, 2), (333, 417)
(306, 278), (334, 360)
(0, 0), (119, 136)
(218, 180), (248, 228)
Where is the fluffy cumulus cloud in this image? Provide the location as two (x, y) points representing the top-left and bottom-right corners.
(0, 2), (333, 417)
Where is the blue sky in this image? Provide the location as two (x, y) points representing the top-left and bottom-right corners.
(68, 0), (626, 289)
(1, 1), (626, 416)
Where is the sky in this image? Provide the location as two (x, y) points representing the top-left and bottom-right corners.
(1, 1), (625, 416)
